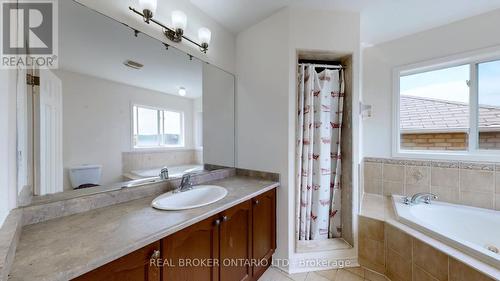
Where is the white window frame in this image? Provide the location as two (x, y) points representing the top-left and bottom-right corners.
(392, 45), (500, 162)
(131, 103), (185, 150)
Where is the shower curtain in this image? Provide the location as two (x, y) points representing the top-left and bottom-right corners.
(296, 65), (344, 240)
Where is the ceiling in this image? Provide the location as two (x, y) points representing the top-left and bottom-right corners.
(59, 0), (203, 99)
(189, 0), (500, 45)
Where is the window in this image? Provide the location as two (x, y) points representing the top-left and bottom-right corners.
(478, 60), (500, 150)
(394, 51), (500, 160)
(133, 105), (184, 148)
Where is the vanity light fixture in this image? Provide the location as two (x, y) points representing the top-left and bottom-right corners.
(130, 0), (211, 53)
(178, 87), (187, 97)
(137, 0), (157, 23)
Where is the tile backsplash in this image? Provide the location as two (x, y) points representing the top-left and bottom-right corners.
(363, 157), (500, 210)
(122, 149), (202, 173)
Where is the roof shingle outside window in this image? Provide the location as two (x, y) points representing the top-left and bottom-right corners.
(400, 96), (500, 133)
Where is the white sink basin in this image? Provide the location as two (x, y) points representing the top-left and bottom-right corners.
(151, 185), (228, 211)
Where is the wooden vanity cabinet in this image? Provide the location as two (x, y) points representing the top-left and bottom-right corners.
(73, 188), (277, 281)
(219, 200), (253, 281)
(162, 214), (220, 281)
(251, 189), (276, 279)
(163, 190), (276, 281)
(73, 242), (161, 281)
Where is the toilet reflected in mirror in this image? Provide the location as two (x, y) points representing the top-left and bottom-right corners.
(69, 165), (102, 190)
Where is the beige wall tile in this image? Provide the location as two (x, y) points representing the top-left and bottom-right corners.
(365, 162), (383, 180)
(359, 217), (385, 273)
(412, 239), (448, 281)
(405, 166), (430, 186)
(460, 169), (494, 193)
(460, 191), (494, 209)
(449, 258), (495, 281)
(386, 225), (412, 260)
(365, 179), (383, 195)
(496, 172), (500, 194)
(413, 265), (439, 281)
(359, 216), (385, 242)
(383, 164), (404, 182)
(359, 238), (386, 274)
(405, 184), (430, 196)
(383, 181), (404, 196)
(496, 194), (500, 211)
(431, 186), (459, 204)
(386, 248), (411, 281)
(430, 167), (458, 188)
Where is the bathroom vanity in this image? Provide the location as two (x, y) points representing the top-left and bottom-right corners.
(74, 188), (276, 281)
(8, 176), (278, 281)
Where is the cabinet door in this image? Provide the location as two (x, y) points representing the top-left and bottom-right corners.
(72, 242), (161, 281)
(219, 201), (252, 281)
(162, 215), (220, 281)
(251, 189), (276, 279)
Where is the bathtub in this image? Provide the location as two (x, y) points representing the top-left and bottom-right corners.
(124, 164), (204, 180)
(392, 196), (500, 268)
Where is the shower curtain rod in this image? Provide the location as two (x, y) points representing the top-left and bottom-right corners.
(298, 63), (344, 69)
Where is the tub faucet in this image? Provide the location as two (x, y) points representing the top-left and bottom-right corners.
(159, 167), (169, 180)
(174, 173), (194, 193)
(404, 193), (438, 205)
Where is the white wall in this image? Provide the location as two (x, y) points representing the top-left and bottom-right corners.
(0, 69), (19, 226)
(363, 9), (500, 158)
(236, 7), (360, 272)
(57, 70), (196, 189)
(202, 64), (235, 167)
(75, 0), (236, 74)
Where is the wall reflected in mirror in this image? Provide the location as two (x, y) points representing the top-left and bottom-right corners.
(18, 0), (235, 205)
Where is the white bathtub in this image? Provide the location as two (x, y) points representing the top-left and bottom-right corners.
(124, 164), (204, 180)
(392, 196), (500, 268)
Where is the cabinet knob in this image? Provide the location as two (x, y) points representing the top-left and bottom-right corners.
(254, 199), (260, 205)
(151, 250), (160, 259)
(222, 215), (229, 222)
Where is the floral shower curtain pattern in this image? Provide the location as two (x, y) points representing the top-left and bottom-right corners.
(296, 65), (344, 240)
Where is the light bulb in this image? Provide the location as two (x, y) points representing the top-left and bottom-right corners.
(171, 10), (187, 31)
(198, 27), (211, 45)
(178, 87), (187, 96)
(138, 0), (157, 13)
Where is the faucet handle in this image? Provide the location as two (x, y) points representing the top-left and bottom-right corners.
(180, 173), (194, 189)
(424, 193), (438, 204)
(181, 173), (192, 182)
(403, 197), (411, 205)
(159, 167), (169, 180)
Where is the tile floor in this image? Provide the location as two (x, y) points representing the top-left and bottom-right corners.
(259, 267), (379, 281)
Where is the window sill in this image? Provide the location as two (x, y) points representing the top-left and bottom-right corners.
(131, 146), (191, 152)
(393, 150), (500, 163)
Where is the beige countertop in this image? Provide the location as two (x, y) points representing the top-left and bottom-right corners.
(8, 176), (279, 281)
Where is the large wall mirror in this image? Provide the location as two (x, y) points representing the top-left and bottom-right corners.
(17, 0), (235, 205)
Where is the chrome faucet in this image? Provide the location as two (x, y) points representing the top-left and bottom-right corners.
(174, 173), (194, 193)
(404, 193), (438, 205)
(159, 167), (169, 180)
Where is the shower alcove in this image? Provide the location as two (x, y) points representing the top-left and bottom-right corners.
(295, 51), (354, 254)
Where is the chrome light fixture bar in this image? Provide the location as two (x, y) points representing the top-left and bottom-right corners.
(129, 1), (211, 53)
